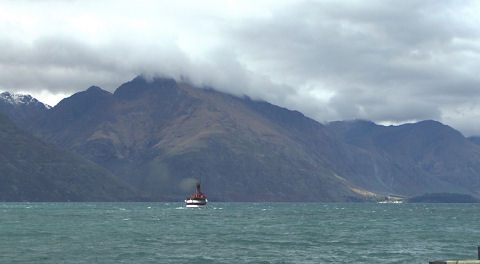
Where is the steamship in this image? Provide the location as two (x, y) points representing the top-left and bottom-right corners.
(185, 183), (208, 208)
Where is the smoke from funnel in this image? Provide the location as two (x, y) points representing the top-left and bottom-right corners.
(179, 178), (199, 192)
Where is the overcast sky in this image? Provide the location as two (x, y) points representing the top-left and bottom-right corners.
(1, 1), (480, 135)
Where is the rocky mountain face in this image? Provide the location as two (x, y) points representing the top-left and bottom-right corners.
(327, 120), (480, 197)
(27, 77), (364, 201)
(0, 113), (141, 202)
(0, 92), (50, 127)
(3, 76), (480, 201)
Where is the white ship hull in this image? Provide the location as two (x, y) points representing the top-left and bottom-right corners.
(185, 199), (208, 208)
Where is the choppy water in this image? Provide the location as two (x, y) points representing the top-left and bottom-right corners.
(1, 203), (479, 263)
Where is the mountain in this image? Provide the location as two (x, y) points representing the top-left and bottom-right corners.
(28, 76), (369, 202)
(0, 113), (141, 202)
(7, 76), (480, 201)
(468, 136), (480, 145)
(0, 92), (50, 127)
(327, 120), (480, 197)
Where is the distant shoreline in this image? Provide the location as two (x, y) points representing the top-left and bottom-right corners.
(407, 193), (480, 203)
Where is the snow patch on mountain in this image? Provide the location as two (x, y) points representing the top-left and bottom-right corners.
(0, 92), (51, 108)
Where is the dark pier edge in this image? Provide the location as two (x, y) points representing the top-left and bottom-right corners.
(429, 246), (480, 264)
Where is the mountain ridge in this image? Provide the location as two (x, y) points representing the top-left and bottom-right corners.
(0, 112), (143, 201)
(327, 119), (480, 197)
(22, 77), (366, 201)
(0, 91), (50, 128)
(2, 76), (480, 201)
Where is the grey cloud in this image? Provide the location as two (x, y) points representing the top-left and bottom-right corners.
(0, 37), (131, 93)
(224, 0), (480, 134)
(1, 0), (480, 135)
(0, 35), (292, 106)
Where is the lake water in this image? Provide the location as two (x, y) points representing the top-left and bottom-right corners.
(1, 203), (479, 263)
